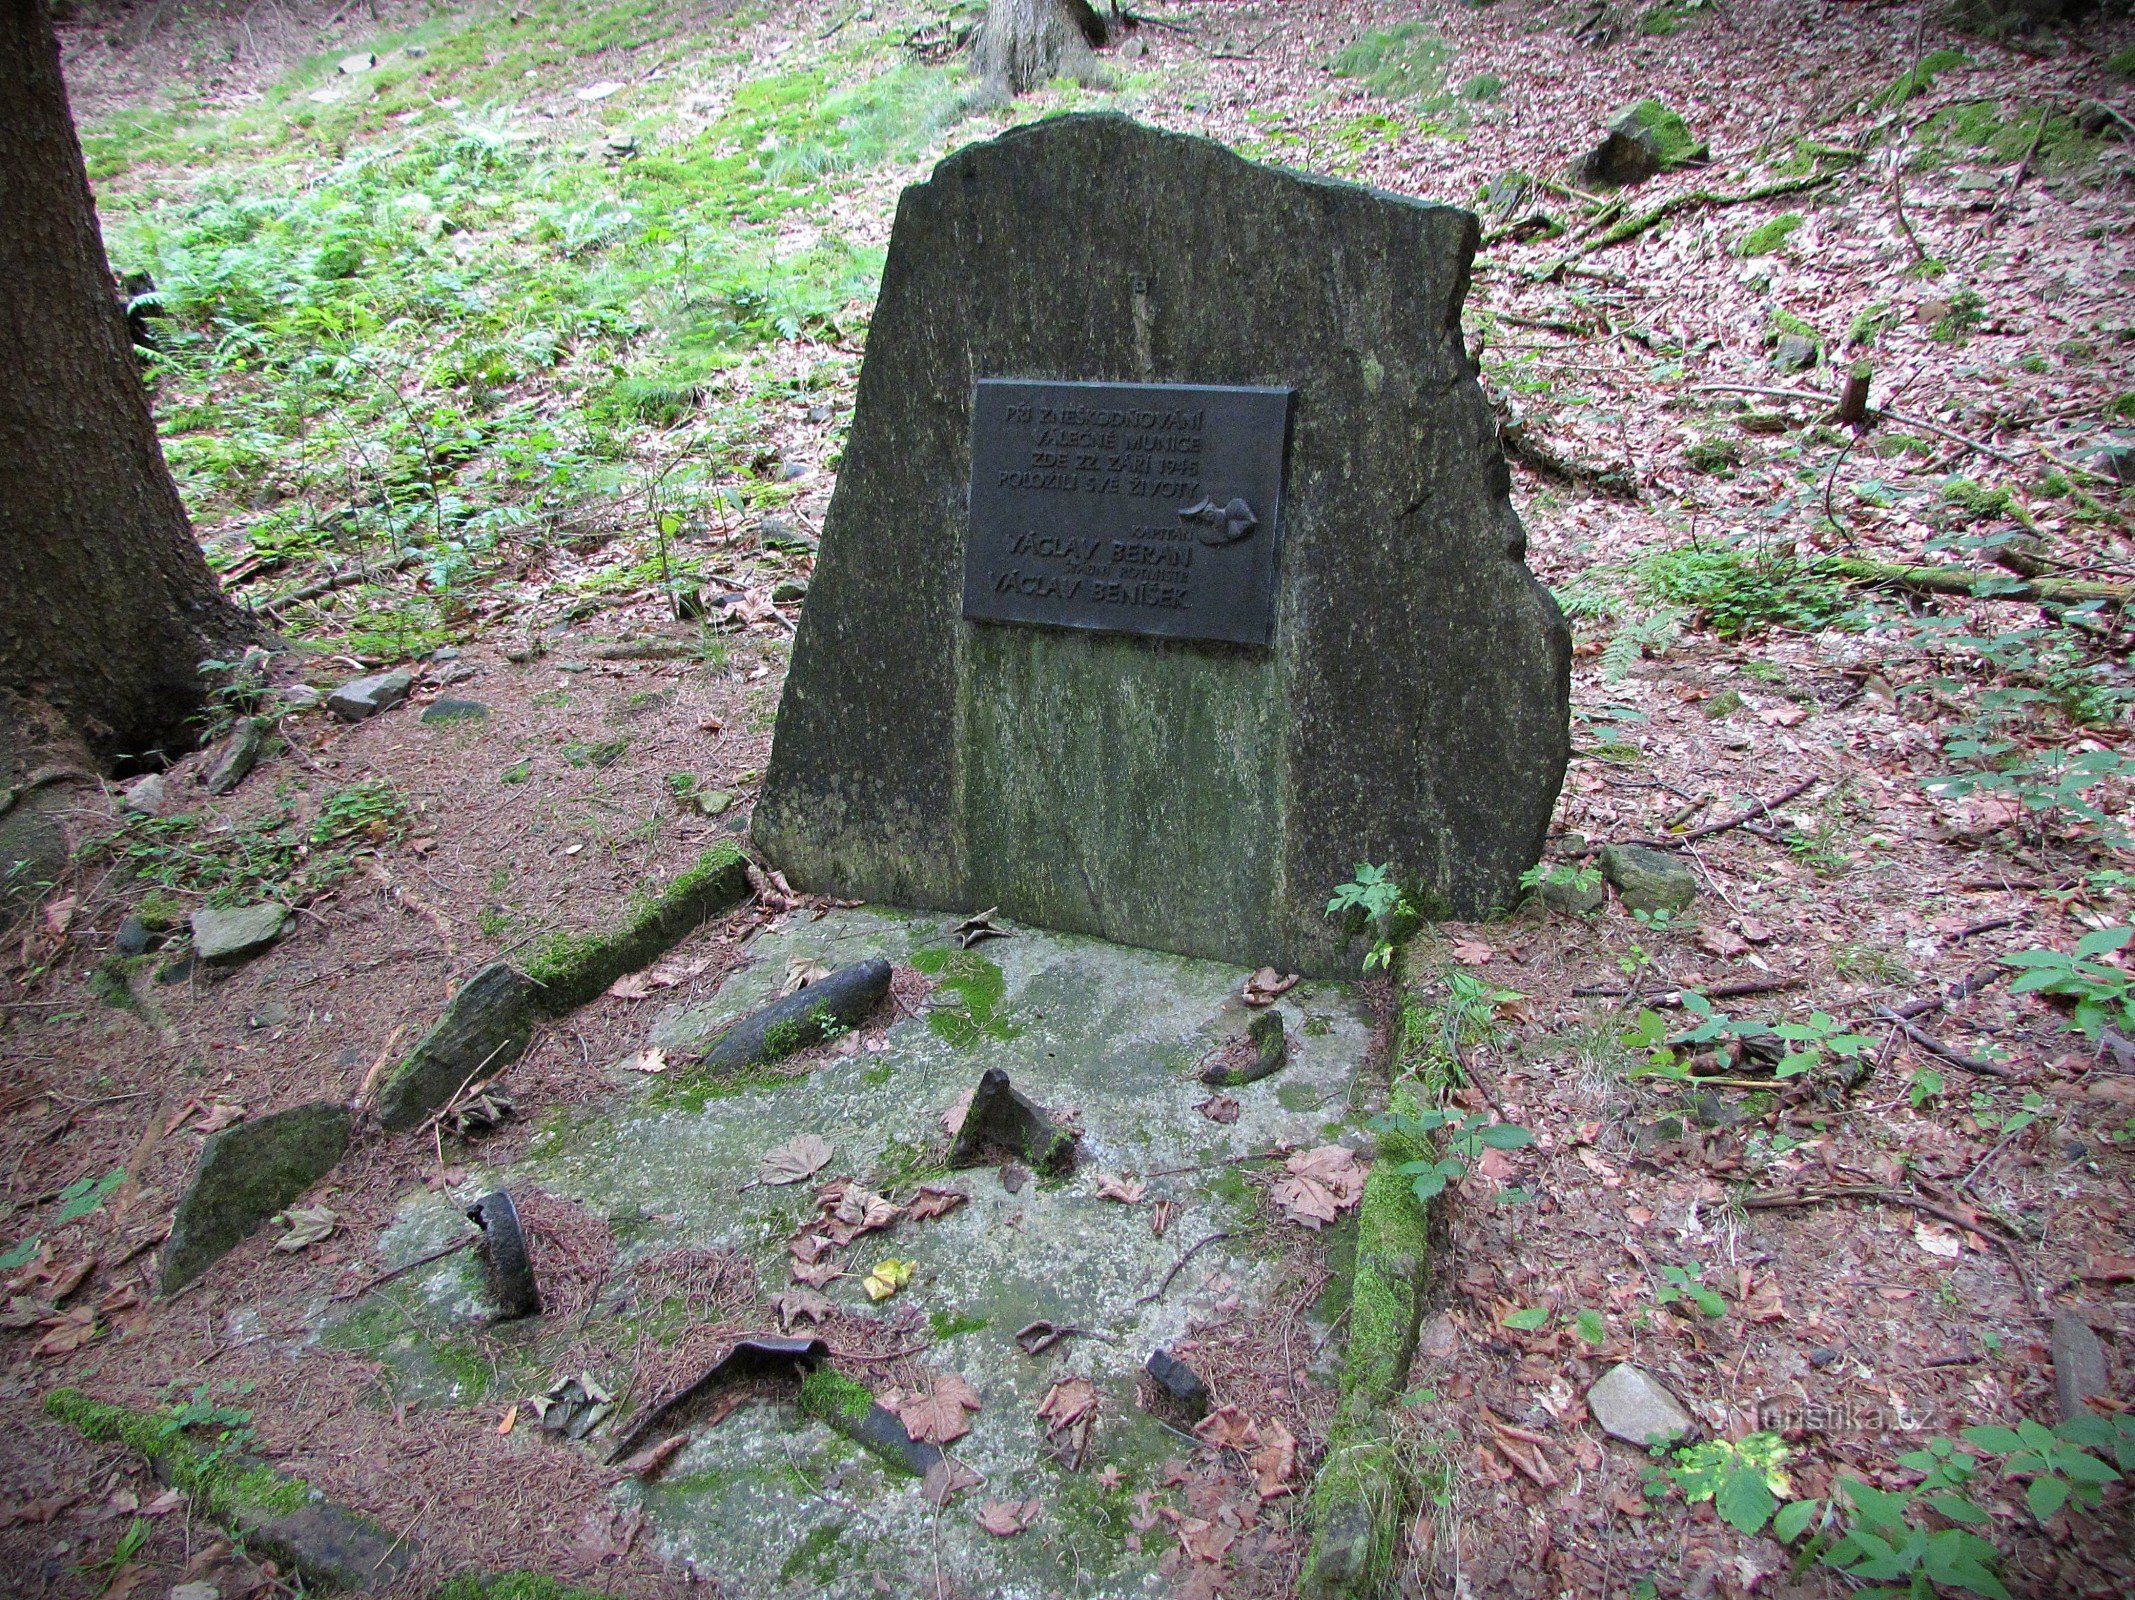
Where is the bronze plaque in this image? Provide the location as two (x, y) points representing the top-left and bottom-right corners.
(964, 379), (1293, 646)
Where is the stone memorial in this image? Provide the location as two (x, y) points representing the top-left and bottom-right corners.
(755, 114), (1569, 974)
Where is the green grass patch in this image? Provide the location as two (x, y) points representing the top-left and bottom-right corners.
(1641, 546), (1859, 637)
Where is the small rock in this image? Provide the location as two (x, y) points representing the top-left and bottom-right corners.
(420, 697), (490, 724)
(575, 79), (624, 101)
(435, 661), (477, 686)
(249, 1001), (293, 1030)
(1120, 33), (1147, 59)
(328, 669), (413, 722)
(687, 788), (734, 818)
(278, 684), (324, 712)
(204, 717), (268, 796)
(190, 903), (289, 966)
(1599, 842), (1698, 913)
(1580, 100), (1707, 187)
(1417, 1311), (1460, 1361)
(114, 915), (156, 957)
(502, 638), (544, 663)
(1587, 1362), (1694, 1447)
(1538, 867), (1607, 915)
(806, 404), (832, 423)
(777, 460), (809, 481)
(404, 43), (428, 58)
(1772, 333), (1819, 373)
(771, 579), (809, 604)
(120, 773), (168, 816)
(431, 645), (461, 662)
(1808, 1345), (1840, 1369)
(338, 51), (376, 74)
(1143, 1348), (1211, 1422)
(2051, 1309), (2110, 1423)
(161, 1101), (350, 1293)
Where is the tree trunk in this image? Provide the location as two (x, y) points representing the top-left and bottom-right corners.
(973, 0), (1114, 97)
(0, 0), (254, 784)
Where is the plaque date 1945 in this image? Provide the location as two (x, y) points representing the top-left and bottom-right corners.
(964, 378), (1292, 646)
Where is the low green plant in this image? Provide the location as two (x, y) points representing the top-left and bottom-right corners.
(1641, 546), (1855, 637)
(1645, 1432), (1791, 1533)
(1874, 48), (1968, 109)
(1369, 1106), (1534, 1204)
(1737, 213), (1804, 256)
(1651, 1261), (1726, 1318)
(1601, 606), (1686, 681)
(1930, 289), (1988, 344)
(2002, 927), (2135, 1036)
(1326, 862), (1414, 972)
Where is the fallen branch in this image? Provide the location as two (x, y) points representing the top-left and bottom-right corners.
(1818, 556), (2130, 607)
(260, 551), (419, 614)
(1135, 1230), (1239, 1306)
(1583, 777), (1819, 855)
(1497, 418), (1639, 499)
(332, 1234), (476, 1300)
(1872, 1006), (2016, 1079)
(1572, 976), (1804, 1003)
(1567, 172), (1840, 260)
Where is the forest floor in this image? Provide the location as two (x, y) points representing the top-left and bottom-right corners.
(5, 0), (2135, 1596)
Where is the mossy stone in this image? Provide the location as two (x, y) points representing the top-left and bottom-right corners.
(1598, 842), (1698, 913)
(161, 1101), (349, 1293)
(377, 962), (534, 1131)
(522, 844), (751, 1015)
(1583, 99), (1708, 185)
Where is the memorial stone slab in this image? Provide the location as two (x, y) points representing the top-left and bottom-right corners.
(754, 114), (1569, 975)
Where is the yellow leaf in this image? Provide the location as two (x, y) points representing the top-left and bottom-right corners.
(863, 1257), (915, 1301)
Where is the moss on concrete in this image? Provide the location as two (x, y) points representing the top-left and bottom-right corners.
(431, 1575), (620, 1600)
(798, 1366), (874, 1431)
(1300, 1074), (1433, 1598)
(522, 844), (750, 1015)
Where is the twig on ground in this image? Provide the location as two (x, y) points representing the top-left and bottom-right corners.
(332, 1233), (476, 1300)
(1582, 777), (1819, 854)
(1873, 1006), (2017, 1079)
(1135, 1230), (1239, 1306)
(1742, 1184), (2040, 1314)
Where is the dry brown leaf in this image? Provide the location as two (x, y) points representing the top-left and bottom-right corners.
(1271, 1144), (1366, 1228)
(1451, 939), (1496, 965)
(627, 1434), (690, 1480)
(1096, 1173), (1146, 1204)
(1150, 1199), (1174, 1238)
(773, 1286), (833, 1330)
(1487, 1424), (1560, 1489)
(41, 896), (75, 939)
(759, 1133), (834, 1186)
(194, 1103), (245, 1134)
(941, 1085), (976, 1137)
(789, 1256), (841, 1288)
(1242, 967), (1300, 1006)
(34, 1303), (97, 1356)
(1036, 1376), (1097, 1434)
(923, 1456), (981, 1508)
(976, 1498), (1038, 1536)
(43, 1256), (94, 1304)
(1196, 1094), (1240, 1124)
(606, 973), (654, 1000)
(899, 1371), (982, 1444)
(619, 1046), (669, 1074)
(1696, 925), (1750, 960)
(1178, 1516), (1237, 1563)
(906, 1183), (968, 1221)
(1192, 1404), (1260, 1452)
(1249, 1418), (1297, 1497)
(783, 954), (829, 993)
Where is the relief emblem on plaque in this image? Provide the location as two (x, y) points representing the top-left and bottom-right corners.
(1178, 495), (1258, 546)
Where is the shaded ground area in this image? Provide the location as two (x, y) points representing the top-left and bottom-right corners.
(4, 1), (2133, 1597)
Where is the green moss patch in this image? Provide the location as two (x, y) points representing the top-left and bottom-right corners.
(523, 844), (749, 1014)
(432, 1574), (621, 1600)
(1737, 213), (1804, 256)
(911, 947), (1016, 1045)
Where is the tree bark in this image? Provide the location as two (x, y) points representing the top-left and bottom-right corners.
(973, 0), (1114, 97)
(0, 0), (254, 781)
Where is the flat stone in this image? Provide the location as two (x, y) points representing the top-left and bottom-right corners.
(278, 684), (324, 712)
(338, 51), (376, 73)
(420, 697), (490, 724)
(770, 579), (808, 604)
(190, 902), (288, 965)
(1599, 842), (1698, 913)
(327, 669), (412, 722)
(162, 1102), (350, 1293)
(2052, 1309), (2110, 1422)
(350, 909), (1373, 1595)
(1772, 333), (1819, 373)
(119, 773), (167, 815)
(755, 116), (1569, 974)
(1588, 1362), (1694, 1447)
(1537, 866), (1607, 914)
(377, 963), (535, 1132)
(114, 915), (156, 956)
(1582, 99), (1707, 186)
(204, 717), (268, 796)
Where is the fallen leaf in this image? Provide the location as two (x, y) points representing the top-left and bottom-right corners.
(900, 1371), (982, 1444)
(97, 1565), (152, 1600)
(607, 973), (653, 1000)
(1487, 1423), (1561, 1489)
(862, 1258), (915, 1302)
(616, 1046), (667, 1073)
(41, 896), (75, 938)
(0, 1493), (75, 1527)
(497, 1404), (517, 1435)
(1755, 702), (1808, 728)
(1696, 925), (1750, 961)
(2081, 1252), (2135, 1283)
(273, 1203), (336, 1252)
(0, 1295), (50, 1330)
(1150, 1199), (1174, 1238)
(789, 1256), (842, 1288)
(783, 955), (829, 994)
(1914, 1221), (1962, 1259)
(1178, 1516), (1237, 1563)
(194, 1103), (245, 1134)
(626, 1433), (690, 1480)
(1242, 967), (1299, 1006)
(941, 1085), (976, 1137)
(43, 1256), (94, 1304)
(139, 1488), (183, 1517)
(33, 1303), (97, 1356)
(1737, 916), (1773, 943)
(1249, 1418), (1297, 1497)
(906, 1184), (968, 1221)
(1036, 1376), (1097, 1434)
(774, 1286), (834, 1329)
(1192, 1404), (1259, 1452)
(759, 1133), (835, 1186)
(819, 1180), (903, 1244)
(1196, 1094), (1240, 1124)
(1271, 1145), (1367, 1228)
(1096, 1173), (1146, 1204)
(922, 1456), (981, 1507)
(1451, 939), (1495, 966)
(976, 1498), (1037, 1536)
